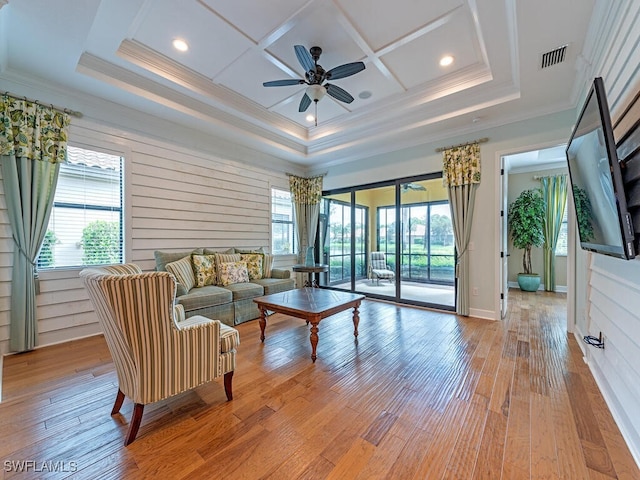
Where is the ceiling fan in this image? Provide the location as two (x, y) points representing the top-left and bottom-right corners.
(263, 45), (365, 117)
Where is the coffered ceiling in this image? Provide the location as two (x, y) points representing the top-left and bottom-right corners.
(0, 0), (597, 167)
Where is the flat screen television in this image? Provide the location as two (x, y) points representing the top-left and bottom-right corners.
(565, 77), (636, 260)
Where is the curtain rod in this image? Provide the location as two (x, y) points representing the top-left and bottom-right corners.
(286, 172), (327, 178)
(3, 91), (83, 118)
(435, 137), (489, 153)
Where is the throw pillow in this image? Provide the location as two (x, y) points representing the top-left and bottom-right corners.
(218, 261), (249, 286)
(214, 253), (242, 284)
(191, 254), (217, 287)
(240, 253), (263, 280)
(165, 256), (196, 292)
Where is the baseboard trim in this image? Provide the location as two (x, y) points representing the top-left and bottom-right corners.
(469, 308), (495, 320)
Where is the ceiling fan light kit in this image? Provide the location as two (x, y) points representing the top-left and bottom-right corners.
(263, 45), (365, 125)
(306, 84), (326, 102)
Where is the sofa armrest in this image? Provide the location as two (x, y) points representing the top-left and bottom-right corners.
(270, 268), (291, 279)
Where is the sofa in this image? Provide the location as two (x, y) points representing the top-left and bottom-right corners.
(154, 247), (295, 326)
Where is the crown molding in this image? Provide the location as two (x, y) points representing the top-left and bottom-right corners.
(116, 39), (308, 141)
(306, 77), (517, 159)
(0, 69), (304, 170)
(310, 62), (494, 140)
(76, 52), (307, 157)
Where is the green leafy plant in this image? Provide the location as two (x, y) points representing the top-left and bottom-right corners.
(81, 220), (121, 265)
(508, 188), (545, 274)
(37, 230), (59, 268)
(572, 186), (594, 242)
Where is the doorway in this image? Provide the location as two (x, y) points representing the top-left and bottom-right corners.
(499, 145), (573, 328)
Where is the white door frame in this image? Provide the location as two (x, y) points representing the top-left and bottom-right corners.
(494, 142), (575, 332)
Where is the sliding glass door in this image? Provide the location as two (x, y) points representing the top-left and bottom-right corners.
(399, 180), (455, 305)
(319, 193), (368, 290)
(320, 175), (455, 310)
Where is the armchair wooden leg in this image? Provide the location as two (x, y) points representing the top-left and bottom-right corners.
(124, 403), (144, 446)
(224, 371), (234, 401)
(111, 389), (125, 415)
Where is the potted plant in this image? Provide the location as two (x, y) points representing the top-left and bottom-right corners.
(508, 188), (545, 291)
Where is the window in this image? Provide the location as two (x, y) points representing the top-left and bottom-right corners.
(555, 202), (568, 256)
(271, 188), (296, 255)
(37, 145), (123, 269)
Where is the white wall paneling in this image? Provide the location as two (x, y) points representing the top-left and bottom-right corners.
(0, 118), (297, 355)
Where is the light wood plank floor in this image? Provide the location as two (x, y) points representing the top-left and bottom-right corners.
(1, 291), (639, 479)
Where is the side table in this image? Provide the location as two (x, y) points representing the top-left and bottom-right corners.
(292, 264), (329, 288)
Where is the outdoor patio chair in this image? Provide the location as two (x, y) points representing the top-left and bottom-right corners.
(369, 252), (395, 285)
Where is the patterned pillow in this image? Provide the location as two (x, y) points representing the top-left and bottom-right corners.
(165, 256), (196, 292)
(191, 254), (217, 287)
(240, 253), (263, 280)
(214, 253), (241, 284)
(218, 261), (249, 286)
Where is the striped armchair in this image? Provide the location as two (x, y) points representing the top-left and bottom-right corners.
(80, 264), (239, 446)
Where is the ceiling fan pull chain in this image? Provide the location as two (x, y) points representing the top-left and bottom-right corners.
(315, 101), (318, 127)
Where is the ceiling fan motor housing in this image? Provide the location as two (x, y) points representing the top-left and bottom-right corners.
(310, 46), (322, 61)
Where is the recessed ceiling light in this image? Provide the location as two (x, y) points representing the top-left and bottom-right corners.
(306, 114), (315, 123)
(439, 55), (454, 67)
(358, 90), (372, 99)
(172, 38), (189, 52)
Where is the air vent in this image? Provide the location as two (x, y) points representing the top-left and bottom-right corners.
(540, 44), (568, 69)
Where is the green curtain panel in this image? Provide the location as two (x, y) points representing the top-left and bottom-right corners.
(540, 175), (568, 292)
(0, 95), (70, 352)
(443, 143), (481, 316)
(289, 175), (323, 264)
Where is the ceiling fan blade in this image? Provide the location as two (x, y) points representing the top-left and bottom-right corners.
(294, 45), (315, 73)
(263, 79), (304, 87)
(327, 62), (365, 80)
(325, 83), (354, 104)
(299, 93), (312, 112)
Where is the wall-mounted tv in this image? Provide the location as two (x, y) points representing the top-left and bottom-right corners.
(565, 77), (636, 260)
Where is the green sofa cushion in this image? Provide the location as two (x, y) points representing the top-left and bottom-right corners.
(177, 285), (232, 312)
(251, 278), (295, 295)
(224, 282), (264, 301)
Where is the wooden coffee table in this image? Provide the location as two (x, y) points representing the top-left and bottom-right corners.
(253, 288), (365, 362)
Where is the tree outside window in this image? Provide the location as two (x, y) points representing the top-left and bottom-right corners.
(271, 188), (296, 255)
(37, 145), (123, 269)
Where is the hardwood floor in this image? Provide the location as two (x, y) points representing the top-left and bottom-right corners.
(1, 291), (639, 479)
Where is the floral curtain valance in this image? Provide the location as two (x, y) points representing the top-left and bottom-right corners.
(289, 175), (323, 205)
(442, 143), (481, 187)
(1, 95), (70, 163)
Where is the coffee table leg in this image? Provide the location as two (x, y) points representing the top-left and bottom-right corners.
(259, 306), (267, 342)
(352, 303), (360, 338)
(309, 319), (319, 362)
